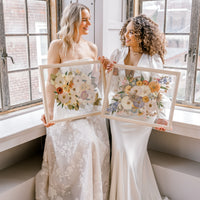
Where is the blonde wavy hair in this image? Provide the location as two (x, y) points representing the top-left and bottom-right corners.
(120, 14), (166, 63)
(57, 3), (90, 49)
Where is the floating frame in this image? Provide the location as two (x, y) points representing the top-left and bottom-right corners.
(101, 63), (180, 130)
(39, 60), (105, 124)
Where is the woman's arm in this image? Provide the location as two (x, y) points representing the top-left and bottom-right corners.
(41, 40), (61, 127)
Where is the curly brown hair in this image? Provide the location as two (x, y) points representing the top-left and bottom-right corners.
(120, 14), (166, 63)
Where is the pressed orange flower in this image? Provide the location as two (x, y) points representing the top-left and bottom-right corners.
(149, 81), (160, 92)
(125, 85), (132, 94)
(142, 96), (149, 103)
(56, 87), (63, 94)
(132, 104), (138, 109)
(136, 80), (143, 86)
(68, 80), (74, 88)
(138, 111), (144, 116)
(142, 80), (149, 85)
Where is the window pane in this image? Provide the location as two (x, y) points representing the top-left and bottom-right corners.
(165, 69), (186, 100)
(197, 39), (200, 69)
(3, 0), (27, 34)
(6, 36), (28, 71)
(28, 0), (47, 34)
(31, 69), (42, 100)
(29, 36), (48, 68)
(165, 35), (189, 68)
(166, 0), (192, 33)
(142, 0), (165, 32)
(8, 71), (30, 105)
(0, 90), (2, 109)
(195, 71), (200, 103)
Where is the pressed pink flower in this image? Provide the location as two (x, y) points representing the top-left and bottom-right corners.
(80, 91), (89, 100)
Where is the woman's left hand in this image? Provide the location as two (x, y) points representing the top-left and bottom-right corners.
(155, 118), (168, 131)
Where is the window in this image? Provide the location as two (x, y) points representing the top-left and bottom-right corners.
(140, 0), (200, 107)
(0, 0), (50, 112)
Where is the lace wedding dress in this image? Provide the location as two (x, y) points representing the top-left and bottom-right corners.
(109, 48), (169, 200)
(35, 62), (110, 200)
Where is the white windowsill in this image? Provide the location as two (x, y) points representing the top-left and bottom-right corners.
(0, 105), (200, 152)
(0, 106), (46, 152)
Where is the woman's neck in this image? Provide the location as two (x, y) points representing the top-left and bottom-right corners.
(73, 34), (82, 43)
(129, 46), (142, 54)
(124, 47), (142, 66)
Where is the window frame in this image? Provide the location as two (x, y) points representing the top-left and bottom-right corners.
(0, 0), (51, 112)
(139, 0), (200, 107)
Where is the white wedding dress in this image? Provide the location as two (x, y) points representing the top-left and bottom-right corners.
(109, 48), (168, 200)
(35, 62), (110, 200)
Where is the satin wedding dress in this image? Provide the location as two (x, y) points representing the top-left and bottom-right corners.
(109, 48), (168, 200)
(35, 61), (110, 200)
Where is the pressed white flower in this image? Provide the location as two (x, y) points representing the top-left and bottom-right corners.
(55, 76), (66, 88)
(81, 73), (91, 84)
(129, 86), (141, 95)
(73, 75), (83, 86)
(145, 99), (157, 114)
(137, 85), (151, 97)
(58, 93), (69, 104)
(121, 96), (133, 110)
(65, 74), (73, 82)
(69, 93), (77, 104)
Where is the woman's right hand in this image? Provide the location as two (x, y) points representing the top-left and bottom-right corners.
(41, 114), (55, 127)
(98, 56), (116, 72)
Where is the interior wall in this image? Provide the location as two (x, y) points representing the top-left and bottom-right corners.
(0, 138), (43, 170)
(148, 130), (200, 163)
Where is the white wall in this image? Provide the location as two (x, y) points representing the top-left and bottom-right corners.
(96, 0), (124, 57)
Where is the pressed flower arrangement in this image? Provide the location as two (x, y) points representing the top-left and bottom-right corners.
(106, 74), (171, 118)
(50, 69), (102, 110)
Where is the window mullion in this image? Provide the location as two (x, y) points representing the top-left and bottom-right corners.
(0, 1), (10, 111)
(185, 0), (200, 104)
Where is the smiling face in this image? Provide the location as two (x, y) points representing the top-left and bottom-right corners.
(124, 22), (139, 48)
(78, 9), (91, 36)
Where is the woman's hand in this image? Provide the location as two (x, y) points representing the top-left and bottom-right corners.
(41, 114), (55, 127)
(155, 118), (168, 131)
(98, 56), (116, 72)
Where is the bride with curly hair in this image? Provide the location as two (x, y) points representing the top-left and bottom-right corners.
(100, 14), (169, 200)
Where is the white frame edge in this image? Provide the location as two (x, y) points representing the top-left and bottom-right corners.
(39, 60), (104, 124)
(101, 63), (181, 130)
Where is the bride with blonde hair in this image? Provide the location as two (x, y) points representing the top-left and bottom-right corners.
(35, 3), (110, 200)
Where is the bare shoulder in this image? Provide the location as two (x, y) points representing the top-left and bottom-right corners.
(86, 40), (98, 59)
(48, 39), (63, 64)
(49, 39), (63, 51)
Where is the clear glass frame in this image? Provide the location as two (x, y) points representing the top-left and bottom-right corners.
(102, 64), (180, 130)
(39, 60), (105, 123)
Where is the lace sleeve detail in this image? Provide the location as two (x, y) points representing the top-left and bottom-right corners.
(110, 49), (121, 63)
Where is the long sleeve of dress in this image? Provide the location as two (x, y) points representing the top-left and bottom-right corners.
(149, 55), (170, 120)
